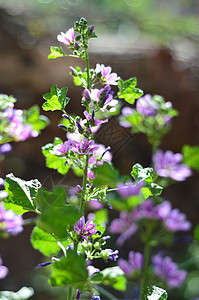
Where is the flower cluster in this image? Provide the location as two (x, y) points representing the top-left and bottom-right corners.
(109, 198), (191, 245)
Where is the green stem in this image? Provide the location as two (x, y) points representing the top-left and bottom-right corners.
(139, 226), (152, 300)
(79, 155), (89, 214)
(67, 286), (73, 300)
(85, 48), (90, 90)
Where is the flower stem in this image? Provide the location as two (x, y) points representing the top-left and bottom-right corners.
(67, 286), (73, 300)
(139, 226), (152, 300)
(79, 155), (89, 214)
(85, 48), (90, 89)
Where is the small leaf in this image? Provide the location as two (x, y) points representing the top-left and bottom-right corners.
(93, 162), (119, 188)
(4, 174), (41, 215)
(48, 46), (66, 59)
(146, 286), (168, 300)
(42, 85), (70, 112)
(182, 144), (199, 171)
(118, 77), (143, 104)
(131, 163), (155, 183)
(50, 250), (88, 289)
(23, 105), (49, 132)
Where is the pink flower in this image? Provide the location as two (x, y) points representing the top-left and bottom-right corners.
(0, 204), (23, 235)
(152, 253), (187, 288)
(153, 149), (192, 181)
(136, 94), (158, 116)
(0, 255), (8, 279)
(118, 251), (143, 275)
(95, 64), (120, 86)
(57, 28), (75, 46)
(50, 141), (71, 155)
(74, 216), (97, 242)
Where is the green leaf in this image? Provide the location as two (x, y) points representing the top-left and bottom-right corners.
(118, 77), (143, 104)
(131, 163), (155, 183)
(31, 226), (69, 256)
(182, 144), (199, 171)
(101, 266), (127, 291)
(194, 224), (199, 244)
(36, 187), (80, 239)
(42, 137), (70, 175)
(42, 85), (70, 112)
(4, 173), (41, 215)
(23, 105), (49, 132)
(146, 286), (168, 300)
(0, 287), (34, 300)
(93, 162), (119, 188)
(48, 46), (66, 59)
(50, 250), (88, 289)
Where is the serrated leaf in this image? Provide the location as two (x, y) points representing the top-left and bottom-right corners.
(182, 144), (199, 171)
(31, 226), (67, 256)
(42, 137), (70, 175)
(48, 46), (66, 59)
(146, 286), (168, 300)
(131, 163), (155, 183)
(42, 85), (70, 112)
(93, 162), (119, 188)
(50, 250), (88, 289)
(118, 77), (143, 104)
(36, 187), (80, 239)
(4, 174), (41, 215)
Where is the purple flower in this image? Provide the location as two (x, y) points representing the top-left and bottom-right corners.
(164, 208), (191, 231)
(74, 216), (97, 242)
(117, 181), (144, 198)
(102, 249), (119, 261)
(0, 255), (8, 279)
(0, 143), (12, 154)
(152, 149), (192, 181)
(91, 294), (101, 300)
(95, 64), (120, 86)
(76, 289), (81, 300)
(57, 28), (75, 46)
(8, 109), (36, 141)
(118, 251), (143, 275)
(83, 110), (108, 133)
(152, 253), (187, 288)
(70, 138), (99, 155)
(136, 94), (158, 116)
(109, 211), (138, 246)
(0, 191), (8, 199)
(119, 107), (134, 128)
(50, 141), (71, 155)
(0, 204), (23, 235)
(88, 25), (95, 32)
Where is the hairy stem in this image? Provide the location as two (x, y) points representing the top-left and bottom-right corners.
(79, 155), (89, 214)
(67, 286), (73, 300)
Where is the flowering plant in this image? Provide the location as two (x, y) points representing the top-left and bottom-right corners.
(0, 17), (198, 300)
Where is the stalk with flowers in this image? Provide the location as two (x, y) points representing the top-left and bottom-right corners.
(0, 17), (198, 300)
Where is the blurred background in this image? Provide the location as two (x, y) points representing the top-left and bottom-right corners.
(0, 0), (199, 299)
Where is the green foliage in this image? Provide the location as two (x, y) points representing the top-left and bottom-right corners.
(23, 105), (49, 132)
(31, 226), (69, 256)
(0, 287), (34, 300)
(93, 162), (119, 188)
(48, 46), (66, 59)
(101, 266), (127, 291)
(42, 137), (70, 175)
(50, 250), (88, 289)
(4, 173), (41, 215)
(42, 85), (70, 112)
(182, 144), (199, 171)
(146, 286), (168, 300)
(118, 77), (143, 104)
(0, 94), (16, 111)
(36, 187), (80, 239)
(71, 66), (88, 88)
(131, 163), (162, 198)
